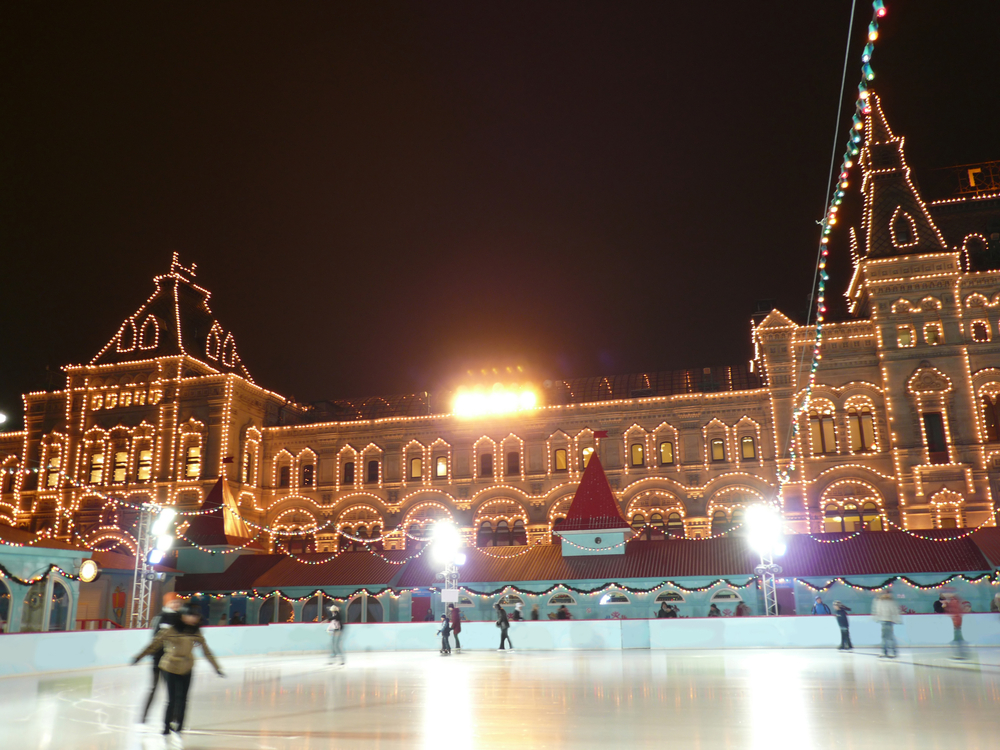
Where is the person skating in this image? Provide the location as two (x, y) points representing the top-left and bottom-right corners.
(944, 594), (969, 659)
(495, 602), (513, 651)
(140, 592), (185, 724)
(735, 602), (752, 617)
(933, 593), (947, 614)
(132, 604), (224, 739)
(530, 604), (540, 621)
(707, 603), (722, 617)
(327, 603), (345, 665)
(656, 602), (671, 618)
(448, 603), (462, 651)
(556, 605), (572, 620)
(437, 614), (452, 654)
(872, 592), (901, 658)
(834, 601), (853, 650)
(812, 596), (832, 615)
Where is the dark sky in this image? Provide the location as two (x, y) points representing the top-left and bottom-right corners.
(2, 2), (998, 425)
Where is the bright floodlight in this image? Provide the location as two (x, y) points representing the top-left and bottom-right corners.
(454, 552), (467, 566)
(0, 413), (7, 425)
(152, 507), (178, 536)
(453, 385), (539, 418)
(746, 504), (784, 556)
(431, 520), (462, 565)
(156, 534), (175, 552)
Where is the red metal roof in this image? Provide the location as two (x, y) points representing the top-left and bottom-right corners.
(558, 456), (630, 532)
(971, 527), (1000, 569)
(253, 549), (415, 588)
(174, 554), (285, 593)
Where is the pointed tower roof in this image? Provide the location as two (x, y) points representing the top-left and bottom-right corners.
(184, 477), (256, 547)
(558, 455), (630, 532)
(859, 94), (948, 259)
(89, 254), (254, 381)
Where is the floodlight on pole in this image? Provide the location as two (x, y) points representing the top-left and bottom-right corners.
(746, 503), (784, 617)
(431, 520), (464, 611)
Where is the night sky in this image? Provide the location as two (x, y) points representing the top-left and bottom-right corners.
(2, 2), (998, 426)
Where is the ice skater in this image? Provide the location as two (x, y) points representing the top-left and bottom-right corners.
(327, 603), (345, 664)
(834, 601), (852, 650)
(944, 593), (969, 659)
(140, 592), (184, 723)
(872, 592), (900, 658)
(448, 603), (462, 651)
(437, 613), (452, 654)
(132, 604), (224, 739)
(495, 602), (513, 651)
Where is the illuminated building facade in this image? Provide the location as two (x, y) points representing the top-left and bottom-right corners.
(1, 95), (999, 562)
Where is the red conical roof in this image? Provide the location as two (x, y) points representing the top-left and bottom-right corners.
(184, 477), (255, 546)
(558, 455), (630, 532)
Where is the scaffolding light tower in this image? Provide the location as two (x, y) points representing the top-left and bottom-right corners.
(129, 505), (154, 629)
(746, 504), (785, 617)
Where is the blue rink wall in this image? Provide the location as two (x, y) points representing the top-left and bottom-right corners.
(1, 613), (999, 677)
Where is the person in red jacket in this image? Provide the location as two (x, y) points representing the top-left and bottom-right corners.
(448, 603), (462, 652)
(944, 594), (969, 659)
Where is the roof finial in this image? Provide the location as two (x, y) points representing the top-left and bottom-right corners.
(169, 252), (197, 280)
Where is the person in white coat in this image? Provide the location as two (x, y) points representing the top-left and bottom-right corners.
(872, 592), (901, 658)
(327, 604), (345, 665)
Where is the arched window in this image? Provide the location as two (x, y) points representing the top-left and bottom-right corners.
(843, 503), (862, 532)
(824, 503), (843, 533)
(600, 592), (630, 605)
(655, 591), (684, 602)
(630, 443), (645, 467)
(862, 502), (882, 531)
(553, 449), (568, 472)
(982, 393), (1000, 442)
(240, 451), (253, 484)
(512, 519), (527, 545)
(408, 523), (426, 551)
(257, 596), (294, 624)
(45, 455), (61, 488)
(279, 465), (291, 487)
(659, 441), (674, 466)
(477, 521), (493, 547)
(435, 456), (448, 478)
(20, 581), (47, 632)
(731, 507), (745, 529)
(366, 460), (379, 483)
(479, 453), (494, 478)
(972, 320), (990, 342)
(549, 593), (577, 605)
(711, 509), (729, 535)
(847, 405), (876, 452)
(809, 409), (836, 454)
(113, 447), (128, 483)
(495, 520), (511, 547)
(301, 594), (326, 623)
(631, 513), (645, 532)
(581, 446), (595, 468)
(710, 439), (726, 462)
(666, 512), (684, 537)
(301, 464), (314, 487)
(506, 451), (519, 476)
(409, 457), (422, 480)
(498, 594), (523, 607)
(649, 513), (665, 540)
(185, 446), (201, 479)
(89, 451), (105, 484)
(740, 436), (756, 460)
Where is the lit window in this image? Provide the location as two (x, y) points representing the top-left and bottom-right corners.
(479, 453), (493, 478)
(280, 465), (292, 487)
(302, 464), (314, 487)
(435, 456), (447, 478)
(847, 406), (876, 452)
(409, 457), (422, 480)
(600, 592), (630, 605)
(89, 452), (104, 484)
(506, 451), (519, 476)
(666, 512), (684, 536)
(367, 460), (379, 483)
(46, 456), (61, 487)
(582, 446), (594, 468)
(982, 393), (1000, 442)
(971, 320), (990, 342)
(554, 449), (567, 472)
(114, 451), (128, 483)
(924, 323), (942, 345)
(922, 412), (948, 464)
(809, 412), (836, 455)
(630, 443), (645, 467)
(842, 503), (862, 532)
(138, 449), (153, 482)
(184, 446), (201, 479)
(710, 509), (729, 535)
(240, 451), (252, 484)
(630, 513), (645, 531)
(862, 501), (882, 531)
(740, 436), (756, 460)
(477, 521), (494, 547)
(658, 441), (674, 466)
(897, 325), (914, 348)
(710, 439), (725, 462)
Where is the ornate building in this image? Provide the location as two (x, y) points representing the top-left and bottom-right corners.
(2, 94), (999, 559)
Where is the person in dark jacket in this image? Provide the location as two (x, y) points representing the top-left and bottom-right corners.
(933, 594), (947, 614)
(530, 605), (540, 621)
(424, 608), (434, 621)
(437, 614), (452, 655)
(140, 592), (184, 723)
(707, 604), (722, 617)
(448, 604), (462, 651)
(495, 603), (513, 651)
(735, 602), (752, 617)
(656, 602), (672, 618)
(133, 605), (224, 738)
(665, 605), (678, 618)
(834, 601), (852, 650)
(556, 605), (572, 620)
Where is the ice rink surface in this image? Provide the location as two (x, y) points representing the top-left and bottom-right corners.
(1, 647), (998, 750)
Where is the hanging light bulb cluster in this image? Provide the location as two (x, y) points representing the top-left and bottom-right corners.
(781, 0), (890, 487)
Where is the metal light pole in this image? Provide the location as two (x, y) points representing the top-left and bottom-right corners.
(746, 504), (785, 617)
(431, 521), (465, 615)
(129, 504), (177, 628)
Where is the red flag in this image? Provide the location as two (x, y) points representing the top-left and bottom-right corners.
(593, 430), (609, 438)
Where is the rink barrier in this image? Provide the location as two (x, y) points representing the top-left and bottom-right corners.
(1, 613), (998, 677)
